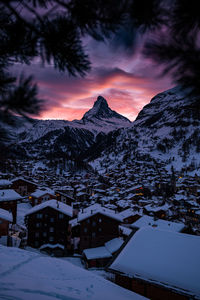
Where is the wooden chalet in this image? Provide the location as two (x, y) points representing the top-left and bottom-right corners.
(11, 178), (37, 196)
(25, 199), (73, 255)
(55, 190), (74, 206)
(82, 237), (124, 268)
(0, 189), (22, 223)
(29, 189), (55, 206)
(78, 205), (123, 252)
(108, 228), (200, 300)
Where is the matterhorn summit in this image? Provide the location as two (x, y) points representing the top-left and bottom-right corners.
(82, 96), (131, 122)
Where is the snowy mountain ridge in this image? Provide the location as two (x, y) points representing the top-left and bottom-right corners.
(17, 96), (131, 143)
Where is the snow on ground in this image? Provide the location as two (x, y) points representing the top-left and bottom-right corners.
(17, 202), (32, 226)
(0, 245), (148, 300)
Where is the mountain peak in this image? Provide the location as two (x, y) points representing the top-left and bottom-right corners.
(94, 96), (109, 109)
(82, 96), (131, 123)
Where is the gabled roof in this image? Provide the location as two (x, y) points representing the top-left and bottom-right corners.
(131, 215), (185, 232)
(78, 206), (122, 223)
(25, 199), (73, 217)
(0, 189), (22, 202)
(11, 177), (37, 186)
(109, 228), (200, 298)
(30, 189), (55, 198)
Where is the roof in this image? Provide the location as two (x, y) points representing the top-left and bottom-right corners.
(105, 238), (124, 254)
(11, 177), (37, 186)
(0, 179), (11, 187)
(40, 243), (64, 250)
(78, 205), (122, 223)
(109, 228), (200, 298)
(30, 189), (55, 198)
(0, 208), (13, 222)
(0, 189), (22, 202)
(25, 199), (73, 217)
(131, 215), (185, 232)
(83, 246), (112, 260)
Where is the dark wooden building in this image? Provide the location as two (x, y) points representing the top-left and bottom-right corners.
(78, 208), (122, 252)
(55, 190), (74, 206)
(29, 190), (55, 206)
(12, 178), (37, 196)
(25, 199), (73, 254)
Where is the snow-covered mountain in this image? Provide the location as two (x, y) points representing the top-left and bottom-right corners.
(12, 96), (131, 162)
(90, 87), (200, 173)
(17, 96), (131, 144)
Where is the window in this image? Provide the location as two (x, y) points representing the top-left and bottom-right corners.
(99, 218), (102, 223)
(59, 213), (64, 219)
(36, 213), (42, 219)
(36, 223), (40, 228)
(49, 236), (54, 242)
(49, 227), (54, 232)
(35, 241), (39, 247)
(87, 219), (90, 224)
(50, 217), (54, 222)
(84, 227), (87, 233)
(43, 232), (47, 237)
(92, 221), (96, 227)
(35, 232), (39, 238)
(92, 232), (96, 238)
(99, 228), (102, 232)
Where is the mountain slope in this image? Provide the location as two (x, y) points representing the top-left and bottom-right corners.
(89, 87), (200, 173)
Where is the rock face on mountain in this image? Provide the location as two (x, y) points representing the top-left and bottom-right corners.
(82, 96), (130, 122)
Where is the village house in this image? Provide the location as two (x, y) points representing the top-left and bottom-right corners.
(107, 228), (200, 300)
(55, 190), (75, 206)
(77, 204), (123, 252)
(11, 177), (37, 196)
(0, 189), (22, 223)
(82, 237), (124, 269)
(25, 199), (73, 255)
(29, 189), (55, 206)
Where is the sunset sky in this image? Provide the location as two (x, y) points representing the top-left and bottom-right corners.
(13, 36), (173, 121)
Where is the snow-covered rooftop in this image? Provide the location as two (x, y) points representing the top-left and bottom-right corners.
(131, 215), (185, 232)
(25, 199), (73, 217)
(109, 228), (200, 298)
(31, 189), (55, 198)
(105, 238), (124, 254)
(0, 189), (22, 202)
(0, 208), (13, 222)
(0, 179), (11, 187)
(78, 206), (122, 223)
(83, 246), (112, 260)
(0, 245), (147, 300)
